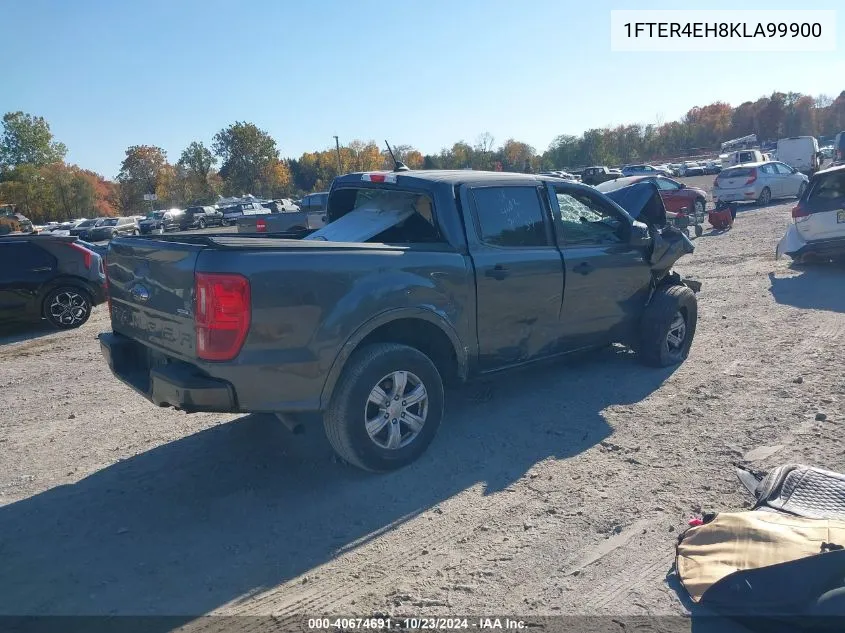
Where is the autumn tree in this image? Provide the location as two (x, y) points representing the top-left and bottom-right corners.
(0, 111), (67, 169)
(176, 141), (218, 204)
(213, 122), (279, 196)
(116, 145), (168, 213)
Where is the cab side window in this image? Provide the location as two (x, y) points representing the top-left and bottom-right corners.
(471, 186), (549, 247)
(553, 187), (625, 246)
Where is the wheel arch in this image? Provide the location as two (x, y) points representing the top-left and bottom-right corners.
(319, 308), (468, 410)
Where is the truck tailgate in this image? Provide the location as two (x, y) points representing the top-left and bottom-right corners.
(106, 237), (202, 359)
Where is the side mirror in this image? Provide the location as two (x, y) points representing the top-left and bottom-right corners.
(678, 182), (686, 189)
(629, 221), (651, 248)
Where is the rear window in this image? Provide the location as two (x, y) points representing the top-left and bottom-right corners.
(809, 172), (845, 200)
(328, 187), (441, 243)
(719, 167), (753, 179)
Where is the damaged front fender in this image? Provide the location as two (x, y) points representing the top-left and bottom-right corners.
(649, 224), (695, 280)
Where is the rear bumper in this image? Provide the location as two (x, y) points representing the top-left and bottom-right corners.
(789, 236), (845, 258)
(99, 332), (236, 412)
(713, 188), (756, 203)
(90, 282), (107, 306)
(777, 224), (845, 260)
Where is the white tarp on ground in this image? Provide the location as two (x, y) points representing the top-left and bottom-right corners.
(303, 192), (418, 242)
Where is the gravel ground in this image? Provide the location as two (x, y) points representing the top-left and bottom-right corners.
(1, 182), (844, 624)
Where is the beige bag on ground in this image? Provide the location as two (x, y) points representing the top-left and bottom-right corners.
(676, 511), (845, 603)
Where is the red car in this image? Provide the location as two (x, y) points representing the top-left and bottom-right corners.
(597, 175), (708, 217)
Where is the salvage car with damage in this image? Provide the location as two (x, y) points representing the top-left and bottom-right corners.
(776, 164), (845, 262)
(98, 169), (699, 472)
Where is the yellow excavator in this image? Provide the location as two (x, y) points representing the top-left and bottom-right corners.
(0, 203), (34, 235)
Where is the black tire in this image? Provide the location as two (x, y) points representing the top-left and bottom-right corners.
(694, 198), (706, 219)
(638, 285), (697, 367)
(694, 224), (703, 238)
(43, 286), (93, 329)
(323, 342), (445, 472)
(757, 187), (771, 206)
(198, 218), (206, 229)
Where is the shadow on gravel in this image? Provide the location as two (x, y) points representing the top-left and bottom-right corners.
(0, 321), (57, 346)
(0, 345), (675, 624)
(768, 266), (845, 313)
(665, 569), (758, 633)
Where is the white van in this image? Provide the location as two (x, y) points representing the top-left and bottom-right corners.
(725, 150), (763, 167)
(776, 136), (820, 175)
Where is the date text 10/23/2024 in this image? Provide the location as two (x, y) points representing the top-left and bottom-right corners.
(307, 617), (528, 630)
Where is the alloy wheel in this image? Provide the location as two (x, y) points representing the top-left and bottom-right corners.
(364, 370), (429, 450)
(49, 291), (90, 327)
(666, 311), (687, 355)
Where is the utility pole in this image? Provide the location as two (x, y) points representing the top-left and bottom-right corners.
(333, 136), (342, 174)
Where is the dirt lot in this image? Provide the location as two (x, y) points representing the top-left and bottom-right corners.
(2, 181), (844, 624)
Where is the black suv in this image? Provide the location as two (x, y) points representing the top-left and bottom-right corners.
(0, 235), (107, 329)
(170, 206), (224, 230)
(138, 211), (167, 234)
(86, 216), (140, 241)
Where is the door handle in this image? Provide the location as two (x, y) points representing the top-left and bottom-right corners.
(485, 264), (509, 280)
(573, 262), (594, 275)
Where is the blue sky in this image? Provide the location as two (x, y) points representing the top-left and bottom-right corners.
(3, 0), (843, 178)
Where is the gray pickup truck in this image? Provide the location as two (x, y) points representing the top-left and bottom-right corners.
(99, 170), (698, 472)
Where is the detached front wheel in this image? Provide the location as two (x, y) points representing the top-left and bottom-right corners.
(638, 285), (698, 367)
(324, 343), (445, 472)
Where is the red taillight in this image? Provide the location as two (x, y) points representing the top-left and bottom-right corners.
(256, 218), (267, 233)
(103, 257), (112, 318)
(368, 173), (386, 183)
(194, 272), (251, 361)
(792, 203), (810, 220)
(67, 241), (92, 268)
(745, 169), (758, 185)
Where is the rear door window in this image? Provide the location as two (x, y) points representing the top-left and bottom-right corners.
(0, 242), (55, 274)
(471, 186), (549, 247)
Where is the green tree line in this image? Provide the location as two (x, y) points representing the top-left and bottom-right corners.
(2, 89), (844, 222)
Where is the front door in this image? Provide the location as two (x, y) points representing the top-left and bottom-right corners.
(548, 184), (652, 348)
(467, 184), (565, 370)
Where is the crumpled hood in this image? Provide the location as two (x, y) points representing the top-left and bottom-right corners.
(603, 180), (668, 227)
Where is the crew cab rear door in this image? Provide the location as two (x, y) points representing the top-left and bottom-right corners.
(463, 183), (565, 370)
(547, 183), (651, 347)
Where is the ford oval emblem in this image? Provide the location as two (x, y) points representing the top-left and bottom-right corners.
(130, 284), (150, 303)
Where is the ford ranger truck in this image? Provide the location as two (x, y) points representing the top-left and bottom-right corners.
(99, 170), (698, 472)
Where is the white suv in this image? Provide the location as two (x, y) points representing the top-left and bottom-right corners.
(713, 162), (808, 206)
(776, 165), (845, 261)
